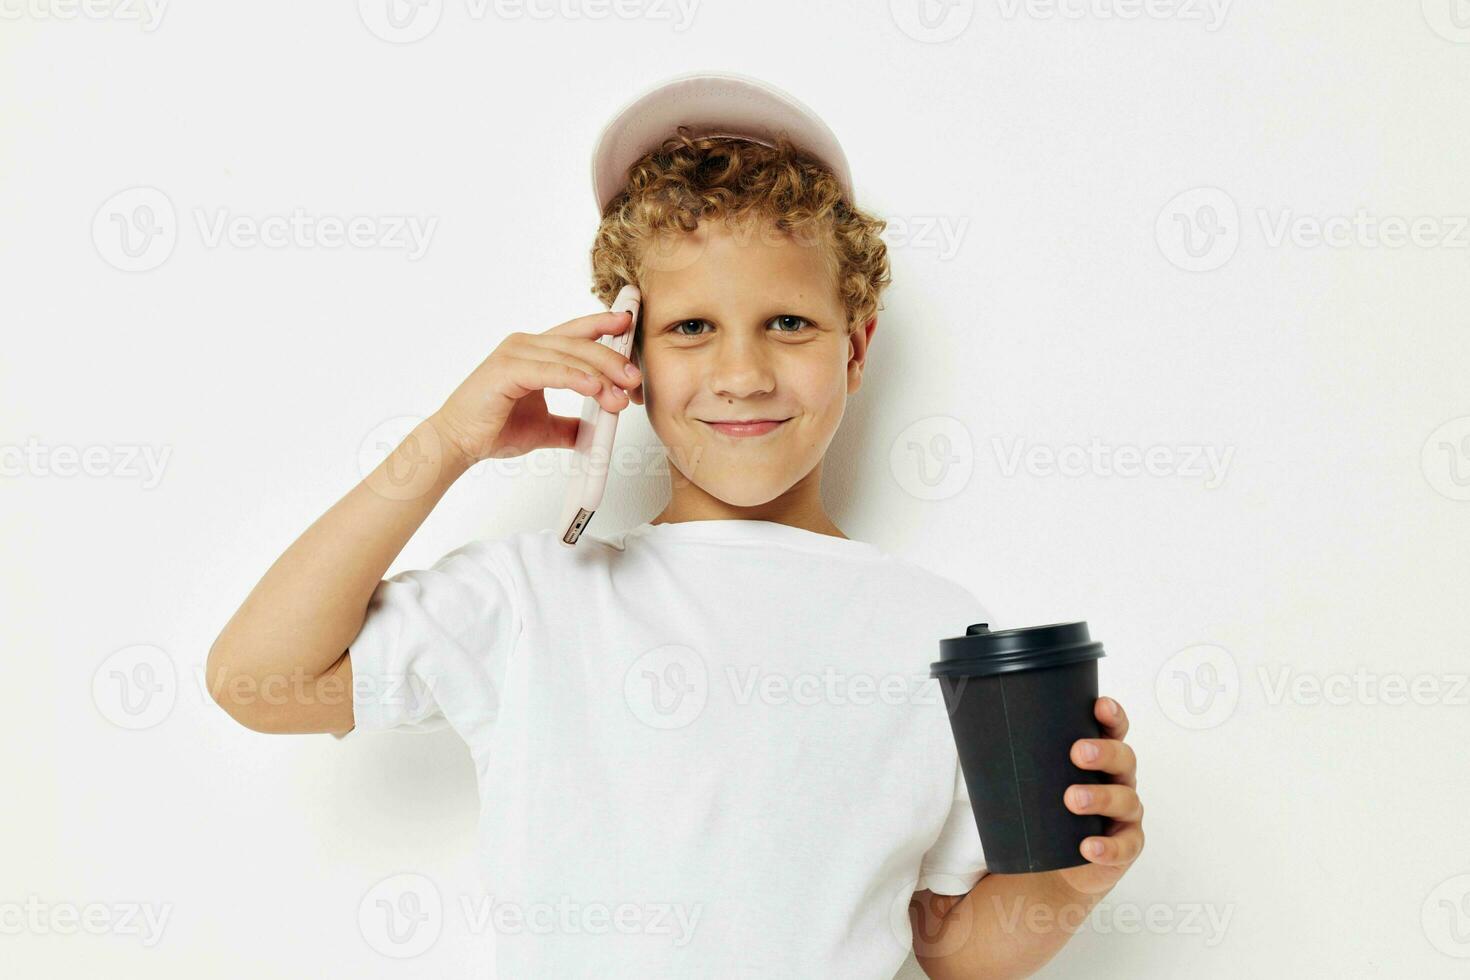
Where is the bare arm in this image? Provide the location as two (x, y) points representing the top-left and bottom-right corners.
(205, 415), (472, 735)
(205, 308), (641, 736)
(908, 873), (1098, 980)
(909, 697), (1146, 978)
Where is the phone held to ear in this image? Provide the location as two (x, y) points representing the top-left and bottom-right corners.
(557, 283), (640, 547)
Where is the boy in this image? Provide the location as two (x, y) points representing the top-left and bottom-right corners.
(207, 71), (1145, 978)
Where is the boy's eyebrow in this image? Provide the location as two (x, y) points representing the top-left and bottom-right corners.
(649, 305), (822, 322)
(647, 288), (825, 312)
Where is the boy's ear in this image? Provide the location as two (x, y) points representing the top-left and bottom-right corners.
(848, 315), (877, 393)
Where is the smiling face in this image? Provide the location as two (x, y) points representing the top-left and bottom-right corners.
(627, 214), (875, 518)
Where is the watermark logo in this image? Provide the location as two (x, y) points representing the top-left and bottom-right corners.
(893, 874), (973, 957)
(1154, 643), (1239, 729)
(1156, 187), (1239, 272)
(1422, 415), (1470, 501)
(93, 187), (177, 272)
(624, 644), (708, 730)
(92, 644), (178, 730)
(890, 0), (976, 43)
(1423, 873), (1470, 957)
(358, 873), (443, 958)
(889, 415), (975, 501)
(358, 0), (443, 42)
(358, 415), (448, 502)
(1422, 0), (1470, 43)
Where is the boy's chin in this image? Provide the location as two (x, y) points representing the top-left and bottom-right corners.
(669, 467), (798, 509)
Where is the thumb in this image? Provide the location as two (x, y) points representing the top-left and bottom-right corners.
(546, 414), (582, 450)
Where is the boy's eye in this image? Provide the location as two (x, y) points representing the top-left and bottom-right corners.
(669, 316), (812, 337)
(770, 315), (811, 333)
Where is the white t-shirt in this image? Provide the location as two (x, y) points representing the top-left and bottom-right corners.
(341, 518), (991, 977)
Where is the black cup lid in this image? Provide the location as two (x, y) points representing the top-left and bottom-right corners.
(931, 621), (1105, 678)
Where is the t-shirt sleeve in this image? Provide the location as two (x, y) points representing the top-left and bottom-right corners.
(332, 539), (522, 741)
(916, 756), (989, 895)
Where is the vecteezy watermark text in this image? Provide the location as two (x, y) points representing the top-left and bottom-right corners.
(192, 208), (436, 260)
(622, 645), (946, 730)
(1, 438), (171, 489)
(990, 895), (1233, 947)
(992, 436), (1235, 488)
(0, 0), (167, 30)
(357, 0), (700, 43)
(994, 0), (1230, 30)
(93, 187), (438, 272)
(460, 895), (702, 945)
(1157, 187), (1470, 272)
(1156, 643), (1470, 730)
(357, 873), (702, 958)
(0, 897), (172, 947)
(882, 215), (971, 261)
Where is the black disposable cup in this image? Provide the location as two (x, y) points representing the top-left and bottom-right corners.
(930, 621), (1107, 874)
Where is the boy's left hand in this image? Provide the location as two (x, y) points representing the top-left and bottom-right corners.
(1054, 696), (1145, 898)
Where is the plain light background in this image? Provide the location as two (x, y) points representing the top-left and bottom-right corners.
(4, 1), (1468, 976)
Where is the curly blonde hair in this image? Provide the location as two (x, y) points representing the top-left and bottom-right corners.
(589, 126), (890, 341)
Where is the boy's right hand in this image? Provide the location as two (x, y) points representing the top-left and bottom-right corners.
(430, 310), (641, 466)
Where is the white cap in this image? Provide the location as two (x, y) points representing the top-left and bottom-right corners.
(590, 70), (855, 215)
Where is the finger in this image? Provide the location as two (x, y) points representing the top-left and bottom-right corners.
(534, 333), (642, 389)
(1071, 738), (1137, 787)
(599, 381), (631, 413)
(546, 309), (635, 340)
(1079, 825), (1145, 867)
(1064, 782), (1143, 822)
(511, 346), (610, 385)
(576, 374), (629, 414)
(512, 352), (630, 413)
(500, 357), (607, 404)
(544, 414), (582, 450)
(1095, 696), (1129, 741)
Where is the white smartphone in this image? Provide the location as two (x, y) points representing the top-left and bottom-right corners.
(557, 283), (641, 546)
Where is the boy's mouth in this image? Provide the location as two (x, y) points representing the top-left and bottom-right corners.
(699, 418), (791, 438)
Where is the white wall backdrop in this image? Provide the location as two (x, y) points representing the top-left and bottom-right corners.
(4, 1), (1468, 976)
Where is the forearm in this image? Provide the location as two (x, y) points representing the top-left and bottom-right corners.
(207, 414), (470, 711)
(912, 871), (1102, 980)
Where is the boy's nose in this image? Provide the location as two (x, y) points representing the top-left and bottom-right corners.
(708, 350), (776, 400)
